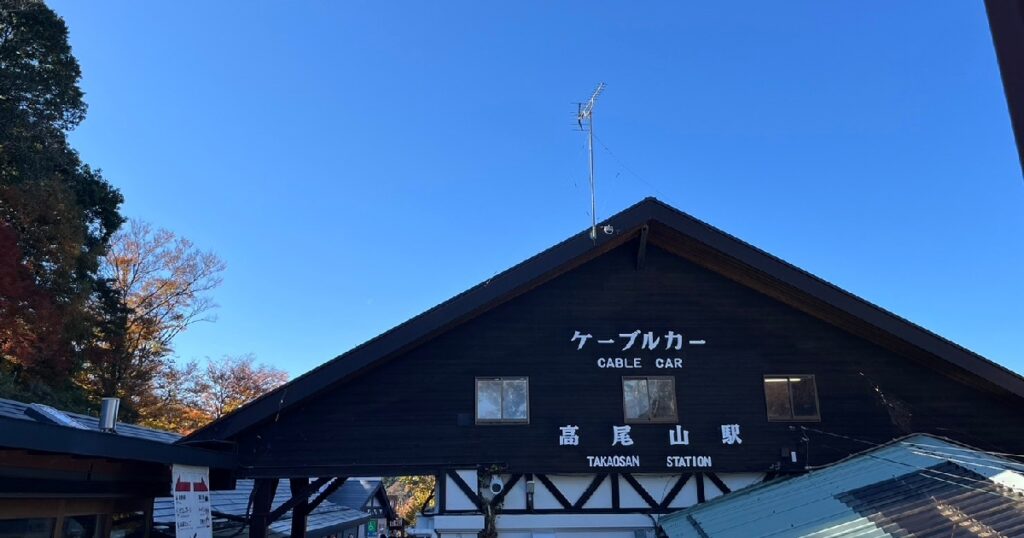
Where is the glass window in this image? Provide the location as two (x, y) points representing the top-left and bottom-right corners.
(623, 376), (678, 423)
(476, 377), (529, 423)
(763, 375), (820, 421)
(62, 516), (100, 538)
(0, 518), (55, 538)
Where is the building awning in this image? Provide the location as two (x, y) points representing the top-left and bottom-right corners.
(153, 479), (371, 538)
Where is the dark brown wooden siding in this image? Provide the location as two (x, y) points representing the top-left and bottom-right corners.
(235, 239), (1024, 476)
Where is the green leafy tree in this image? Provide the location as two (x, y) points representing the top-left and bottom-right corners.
(0, 0), (124, 407)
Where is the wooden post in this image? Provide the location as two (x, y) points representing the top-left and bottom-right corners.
(250, 478), (278, 538)
(142, 499), (153, 538)
(290, 477), (311, 538)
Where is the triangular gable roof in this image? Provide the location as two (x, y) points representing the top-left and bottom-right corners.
(185, 197), (1024, 442)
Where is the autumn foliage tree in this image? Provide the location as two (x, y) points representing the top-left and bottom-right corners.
(79, 218), (226, 420)
(385, 476), (437, 525)
(144, 355), (288, 434)
(1, 0), (123, 408)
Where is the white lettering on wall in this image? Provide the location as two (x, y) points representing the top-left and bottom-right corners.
(665, 455), (713, 468)
(721, 424), (742, 445)
(559, 425), (580, 446)
(587, 455), (642, 468)
(669, 425), (690, 446)
(571, 330), (706, 351)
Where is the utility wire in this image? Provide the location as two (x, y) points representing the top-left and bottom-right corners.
(592, 133), (667, 198)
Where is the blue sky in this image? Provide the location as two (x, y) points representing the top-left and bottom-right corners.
(51, 1), (1023, 378)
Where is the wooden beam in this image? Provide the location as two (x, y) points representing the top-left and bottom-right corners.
(985, 0), (1024, 173)
(573, 473), (607, 509)
(636, 224), (649, 270)
(610, 473), (620, 509)
(620, 473), (659, 509)
(290, 478), (310, 538)
(436, 471), (445, 513)
(659, 473), (691, 510)
(250, 478), (278, 538)
(307, 476), (348, 512)
(695, 473), (706, 503)
(268, 476), (332, 523)
(704, 472), (731, 495)
(445, 471), (482, 511)
(489, 473), (521, 507)
(534, 474), (572, 510)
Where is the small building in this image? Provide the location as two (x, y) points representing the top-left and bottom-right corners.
(659, 433), (1024, 537)
(327, 478), (398, 536)
(153, 479), (371, 538)
(0, 397), (233, 538)
(183, 198), (1024, 537)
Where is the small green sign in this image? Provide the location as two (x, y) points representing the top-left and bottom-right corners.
(367, 519), (378, 533)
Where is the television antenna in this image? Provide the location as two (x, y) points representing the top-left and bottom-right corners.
(577, 82), (606, 241)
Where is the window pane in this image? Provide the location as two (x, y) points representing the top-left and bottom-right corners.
(502, 379), (528, 420)
(476, 380), (502, 420)
(62, 516), (99, 538)
(623, 379), (650, 420)
(764, 377), (793, 420)
(0, 518), (55, 538)
(790, 376), (819, 419)
(648, 378), (677, 420)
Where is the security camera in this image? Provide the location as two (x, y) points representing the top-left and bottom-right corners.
(489, 475), (504, 495)
(602, 225), (615, 235)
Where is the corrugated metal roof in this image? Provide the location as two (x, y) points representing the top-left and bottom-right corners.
(154, 478), (370, 538)
(328, 478), (382, 511)
(660, 434), (1024, 538)
(0, 397), (180, 443)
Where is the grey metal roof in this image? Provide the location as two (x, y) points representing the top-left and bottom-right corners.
(154, 479), (370, 538)
(660, 434), (1024, 538)
(0, 397), (181, 443)
(328, 478), (382, 511)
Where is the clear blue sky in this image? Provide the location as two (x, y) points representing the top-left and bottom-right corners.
(50, 1), (1023, 378)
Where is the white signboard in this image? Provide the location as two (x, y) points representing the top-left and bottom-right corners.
(172, 464), (213, 538)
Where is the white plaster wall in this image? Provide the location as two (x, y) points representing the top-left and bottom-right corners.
(545, 475), (593, 506)
(718, 472), (765, 493)
(446, 469), (480, 511)
(634, 474), (678, 504)
(581, 475), (612, 509)
(668, 475), (699, 509)
(617, 474), (647, 509)
(501, 474), (528, 510)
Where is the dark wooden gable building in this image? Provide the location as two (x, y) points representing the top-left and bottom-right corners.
(185, 198), (1024, 537)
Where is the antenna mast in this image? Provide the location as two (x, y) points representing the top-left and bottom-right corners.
(578, 82), (606, 241)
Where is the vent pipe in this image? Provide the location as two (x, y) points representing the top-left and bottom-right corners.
(99, 397), (120, 432)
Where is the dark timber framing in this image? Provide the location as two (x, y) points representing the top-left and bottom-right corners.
(985, 0), (1024, 172)
(187, 198), (1024, 447)
(660, 474), (692, 510)
(573, 474), (608, 509)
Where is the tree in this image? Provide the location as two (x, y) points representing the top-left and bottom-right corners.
(80, 218), (225, 419)
(0, 0), (124, 406)
(385, 476), (436, 525)
(197, 354), (289, 418)
(143, 355), (288, 434)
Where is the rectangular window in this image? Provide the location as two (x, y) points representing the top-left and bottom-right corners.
(764, 375), (820, 421)
(476, 377), (529, 423)
(622, 376), (678, 423)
